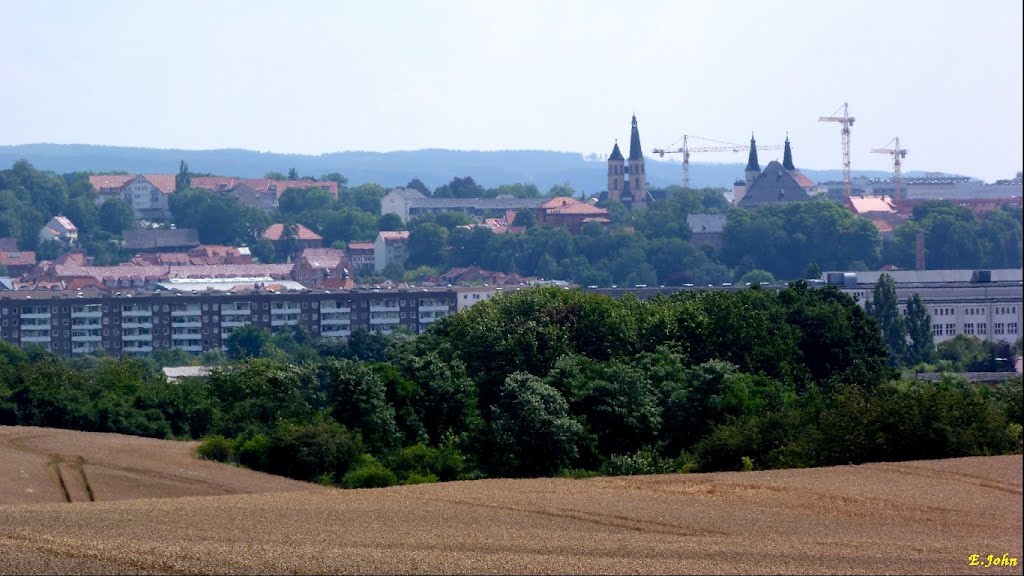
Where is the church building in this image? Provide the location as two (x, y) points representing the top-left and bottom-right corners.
(734, 134), (816, 208)
(605, 115), (649, 206)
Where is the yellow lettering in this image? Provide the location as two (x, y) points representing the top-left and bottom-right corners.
(969, 554), (980, 566)
(985, 554), (994, 567)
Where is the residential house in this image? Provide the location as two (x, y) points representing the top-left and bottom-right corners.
(123, 228), (201, 253)
(89, 174), (175, 220)
(190, 177), (339, 210)
(536, 197), (610, 234)
(262, 223), (324, 257)
(374, 230), (410, 273)
(346, 241), (376, 273)
(846, 195), (906, 243)
(292, 248), (355, 289)
(38, 216), (79, 247)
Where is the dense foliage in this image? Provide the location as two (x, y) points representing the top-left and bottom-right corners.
(2, 286), (1019, 487)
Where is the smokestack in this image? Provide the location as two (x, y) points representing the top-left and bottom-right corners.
(915, 230), (926, 270)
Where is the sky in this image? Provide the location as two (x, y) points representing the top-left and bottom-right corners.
(1, 0), (1021, 183)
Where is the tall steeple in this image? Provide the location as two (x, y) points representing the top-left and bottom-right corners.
(607, 140), (625, 202)
(627, 114), (647, 203)
(782, 134), (795, 171)
(745, 133), (760, 172)
(628, 114), (643, 161)
(745, 133), (761, 190)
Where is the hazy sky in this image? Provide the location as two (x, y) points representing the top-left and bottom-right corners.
(2, 0), (1021, 182)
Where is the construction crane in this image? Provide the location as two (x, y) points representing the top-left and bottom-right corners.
(818, 102), (855, 198)
(653, 135), (781, 189)
(871, 137), (907, 200)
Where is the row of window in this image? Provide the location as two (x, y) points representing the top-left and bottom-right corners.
(4, 299), (454, 316)
(932, 322), (1018, 336)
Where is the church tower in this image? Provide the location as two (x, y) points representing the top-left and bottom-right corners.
(782, 134), (795, 171)
(627, 115), (647, 203)
(745, 133), (761, 189)
(607, 141), (625, 202)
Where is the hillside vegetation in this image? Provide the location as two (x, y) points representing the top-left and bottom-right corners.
(2, 285), (1020, 487)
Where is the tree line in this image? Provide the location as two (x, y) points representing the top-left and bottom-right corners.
(1, 285), (1020, 487)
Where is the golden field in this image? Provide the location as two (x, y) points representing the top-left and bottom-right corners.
(0, 425), (1021, 574)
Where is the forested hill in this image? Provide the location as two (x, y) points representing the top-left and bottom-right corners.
(0, 144), (893, 193)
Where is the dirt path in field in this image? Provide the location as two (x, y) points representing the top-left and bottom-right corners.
(0, 426), (1020, 574)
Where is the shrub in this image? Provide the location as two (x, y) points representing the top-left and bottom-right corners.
(600, 448), (674, 476)
(400, 472), (439, 485)
(342, 454), (398, 488)
(196, 434), (234, 462)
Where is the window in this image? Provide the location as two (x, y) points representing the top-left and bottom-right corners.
(995, 323), (1005, 335)
(978, 323), (987, 335)
(945, 324), (956, 336)
(1010, 323), (1019, 335)
(964, 323), (974, 335)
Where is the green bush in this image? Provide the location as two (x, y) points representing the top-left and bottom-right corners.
(600, 448), (674, 476)
(400, 472), (438, 485)
(342, 454), (398, 488)
(196, 434), (234, 462)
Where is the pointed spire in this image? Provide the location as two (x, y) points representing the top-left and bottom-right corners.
(628, 114), (644, 161)
(608, 139), (624, 161)
(782, 134), (795, 171)
(746, 133), (760, 172)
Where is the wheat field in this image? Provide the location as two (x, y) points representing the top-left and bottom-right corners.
(0, 425), (1020, 575)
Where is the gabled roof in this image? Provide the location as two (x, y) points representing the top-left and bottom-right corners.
(297, 248), (349, 270)
(346, 242), (376, 251)
(387, 188), (428, 200)
(738, 161), (812, 207)
(49, 216), (78, 232)
(88, 174), (134, 192)
(262, 223), (323, 241)
(791, 170), (816, 190)
(191, 177), (339, 199)
(132, 174), (177, 194)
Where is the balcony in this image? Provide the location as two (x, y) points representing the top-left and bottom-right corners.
(370, 305), (400, 313)
(121, 309), (152, 317)
(221, 319), (250, 328)
(271, 318), (299, 327)
(122, 345), (153, 354)
(71, 335), (102, 342)
(171, 320), (202, 329)
(20, 312), (51, 320)
(20, 335), (51, 343)
(321, 329), (351, 338)
(172, 344), (203, 352)
(369, 317), (400, 325)
(418, 304), (450, 313)
(121, 321), (152, 329)
(122, 333), (153, 341)
(71, 311), (102, 319)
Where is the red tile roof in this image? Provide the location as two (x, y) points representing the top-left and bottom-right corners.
(347, 242), (375, 251)
(297, 248), (348, 269)
(377, 231), (410, 242)
(540, 197), (609, 215)
(191, 177), (338, 199)
(88, 174), (176, 195)
(0, 251), (36, 266)
(262, 223), (323, 241)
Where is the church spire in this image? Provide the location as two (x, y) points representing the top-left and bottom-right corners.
(628, 114), (643, 161)
(782, 134), (795, 171)
(745, 133), (760, 172)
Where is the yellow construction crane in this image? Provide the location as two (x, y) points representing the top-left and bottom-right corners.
(871, 137), (908, 200)
(653, 135), (781, 189)
(818, 102), (856, 198)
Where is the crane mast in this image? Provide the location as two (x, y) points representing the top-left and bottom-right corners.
(653, 135), (781, 189)
(871, 137), (908, 200)
(819, 102), (856, 199)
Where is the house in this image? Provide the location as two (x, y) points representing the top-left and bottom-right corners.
(346, 241), (376, 273)
(38, 216), (79, 247)
(0, 251), (36, 276)
(292, 248), (355, 289)
(847, 195), (906, 242)
(374, 230), (410, 273)
(123, 228), (201, 252)
(89, 174), (175, 220)
(536, 197), (610, 234)
(262, 223), (324, 255)
(686, 214), (727, 250)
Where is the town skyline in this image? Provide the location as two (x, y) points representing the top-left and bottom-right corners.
(1, 0), (1021, 183)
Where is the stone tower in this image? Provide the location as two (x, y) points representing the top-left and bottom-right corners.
(745, 133), (761, 189)
(607, 141), (625, 202)
(627, 114), (647, 203)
